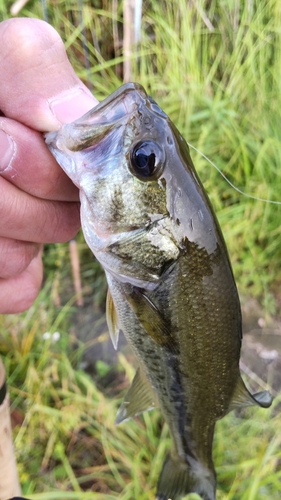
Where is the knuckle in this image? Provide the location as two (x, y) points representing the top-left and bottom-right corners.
(0, 253), (43, 314)
(19, 283), (40, 311)
(0, 284), (39, 314)
(42, 201), (80, 243)
(0, 239), (39, 279)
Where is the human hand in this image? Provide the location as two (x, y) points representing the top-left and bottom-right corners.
(0, 18), (98, 314)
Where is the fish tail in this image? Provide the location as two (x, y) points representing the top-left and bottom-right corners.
(156, 454), (216, 500)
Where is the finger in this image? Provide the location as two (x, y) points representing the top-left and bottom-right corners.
(0, 176), (80, 243)
(0, 237), (40, 279)
(0, 18), (98, 131)
(0, 117), (79, 201)
(0, 251), (43, 314)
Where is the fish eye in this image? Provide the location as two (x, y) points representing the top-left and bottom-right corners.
(130, 141), (164, 181)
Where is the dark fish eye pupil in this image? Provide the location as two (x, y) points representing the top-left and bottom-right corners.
(131, 141), (162, 180)
(135, 148), (155, 172)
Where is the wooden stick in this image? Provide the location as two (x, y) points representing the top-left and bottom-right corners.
(69, 240), (83, 306)
(10, 0), (29, 16)
(123, 0), (134, 83)
(123, 0), (142, 83)
(0, 357), (21, 500)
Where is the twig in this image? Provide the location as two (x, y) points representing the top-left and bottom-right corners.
(69, 240), (83, 306)
(123, 0), (142, 82)
(10, 0), (29, 16)
(191, 0), (215, 32)
(52, 270), (61, 308)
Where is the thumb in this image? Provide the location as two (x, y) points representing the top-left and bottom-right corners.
(0, 18), (97, 131)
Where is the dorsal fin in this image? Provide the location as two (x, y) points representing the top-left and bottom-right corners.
(115, 367), (158, 425)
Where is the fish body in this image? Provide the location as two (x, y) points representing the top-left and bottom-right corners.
(45, 83), (272, 500)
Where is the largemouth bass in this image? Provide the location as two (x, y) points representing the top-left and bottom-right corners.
(45, 83), (272, 500)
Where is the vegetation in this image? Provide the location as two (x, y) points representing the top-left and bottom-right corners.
(0, 1), (280, 499)
(1, 293), (280, 499)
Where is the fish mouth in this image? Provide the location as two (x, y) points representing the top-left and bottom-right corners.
(45, 83), (148, 154)
(44, 83), (150, 184)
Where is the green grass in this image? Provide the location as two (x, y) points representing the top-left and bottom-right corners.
(1, 288), (281, 499)
(3, 0), (280, 306)
(0, 0), (281, 499)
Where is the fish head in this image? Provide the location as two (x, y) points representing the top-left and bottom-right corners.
(45, 83), (218, 255)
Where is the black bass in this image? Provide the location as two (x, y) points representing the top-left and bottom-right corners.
(45, 83), (272, 500)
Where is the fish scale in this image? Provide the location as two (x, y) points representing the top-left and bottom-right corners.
(45, 82), (272, 500)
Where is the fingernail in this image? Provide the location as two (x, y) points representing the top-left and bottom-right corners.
(49, 87), (98, 125)
(0, 129), (15, 172)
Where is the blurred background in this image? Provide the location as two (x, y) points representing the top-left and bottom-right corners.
(0, 1), (281, 499)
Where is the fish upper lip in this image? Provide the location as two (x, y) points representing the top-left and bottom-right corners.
(45, 83), (148, 153)
(44, 130), (58, 147)
(81, 82), (146, 119)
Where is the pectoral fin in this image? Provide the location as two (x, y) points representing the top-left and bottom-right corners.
(106, 287), (120, 350)
(125, 288), (179, 354)
(229, 376), (273, 412)
(115, 367), (158, 425)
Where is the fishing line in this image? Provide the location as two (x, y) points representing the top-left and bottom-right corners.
(38, 0), (280, 209)
(41, 0), (48, 23)
(77, 0), (93, 93)
(187, 142), (281, 205)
